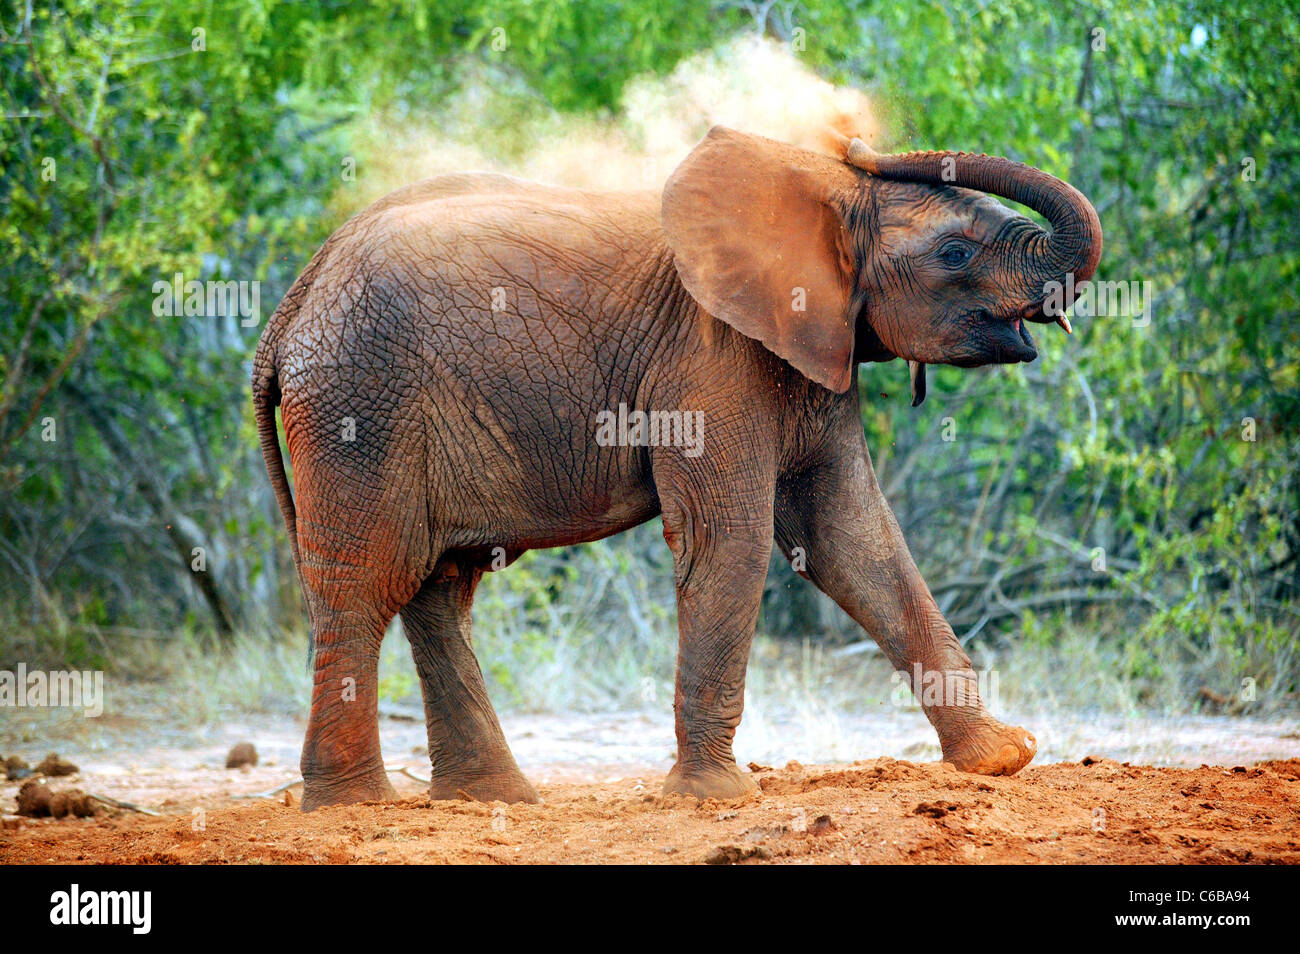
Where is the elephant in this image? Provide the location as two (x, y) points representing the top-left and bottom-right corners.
(252, 125), (1102, 811)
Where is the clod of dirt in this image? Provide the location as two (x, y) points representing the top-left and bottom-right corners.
(1081, 755), (1104, 766)
(225, 742), (258, 769)
(49, 790), (98, 818)
(1261, 759), (1300, 780)
(746, 762), (773, 773)
(913, 801), (957, 818)
(15, 780), (97, 818)
(283, 789), (294, 808)
(16, 780), (51, 816)
(808, 813), (838, 835)
(5, 755), (33, 780)
(704, 844), (771, 864)
(36, 753), (80, 777)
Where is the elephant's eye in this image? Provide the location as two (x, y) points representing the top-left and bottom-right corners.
(936, 241), (974, 269)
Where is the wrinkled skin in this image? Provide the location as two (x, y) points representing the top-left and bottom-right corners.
(253, 127), (1102, 810)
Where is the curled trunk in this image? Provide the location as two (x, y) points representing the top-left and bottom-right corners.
(846, 140), (1102, 315)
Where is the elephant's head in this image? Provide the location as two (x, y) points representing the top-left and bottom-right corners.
(661, 126), (1102, 403)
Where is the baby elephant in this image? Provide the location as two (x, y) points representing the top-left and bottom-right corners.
(253, 127), (1101, 810)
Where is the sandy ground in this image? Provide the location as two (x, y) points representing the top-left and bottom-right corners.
(3, 758), (1299, 865)
(2, 702), (1298, 864)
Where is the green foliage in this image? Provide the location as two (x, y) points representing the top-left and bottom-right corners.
(469, 528), (678, 710)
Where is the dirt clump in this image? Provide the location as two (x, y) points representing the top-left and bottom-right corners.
(225, 742), (259, 769)
(14, 779), (97, 818)
(808, 813), (838, 835)
(1260, 758), (1300, 779)
(704, 844), (771, 864)
(14, 779), (49, 816)
(35, 753), (79, 777)
(50, 789), (98, 818)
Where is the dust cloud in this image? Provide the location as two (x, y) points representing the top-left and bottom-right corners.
(346, 35), (883, 205)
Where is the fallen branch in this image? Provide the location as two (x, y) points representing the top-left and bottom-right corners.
(87, 792), (162, 817)
(378, 702), (423, 722)
(946, 587), (1135, 629)
(237, 779), (302, 800)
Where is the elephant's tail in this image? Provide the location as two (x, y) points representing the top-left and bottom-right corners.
(253, 244), (340, 663)
(252, 335), (300, 575)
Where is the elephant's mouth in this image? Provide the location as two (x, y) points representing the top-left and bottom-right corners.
(971, 309), (1038, 363)
(1002, 317), (1037, 362)
(1002, 295), (1075, 360)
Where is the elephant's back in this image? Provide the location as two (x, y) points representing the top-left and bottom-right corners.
(273, 173), (666, 363)
(345, 172), (662, 252)
(270, 172), (675, 528)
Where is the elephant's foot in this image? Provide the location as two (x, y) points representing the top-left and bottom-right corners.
(300, 765), (397, 812)
(940, 715), (1037, 776)
(663, 760), (759, 800)
(428, 767), (540, 804)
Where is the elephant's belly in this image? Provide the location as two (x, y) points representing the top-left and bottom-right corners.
(500, 487), (662, 550)
(422, 389), (664, 552)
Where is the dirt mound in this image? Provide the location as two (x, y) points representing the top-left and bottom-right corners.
(14, 780), (97, 819)
(1260, 758), (1300, 779)
(225, 743), (259, 769)
(755, 757), (936, 794)
(2, 756), (1297, 864)
(34, 753), (79, 777)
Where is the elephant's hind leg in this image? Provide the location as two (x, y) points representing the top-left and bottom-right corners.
(290, 407), (428, 811)
(400, 563), (539, 804)
(297, 542), (405, 812)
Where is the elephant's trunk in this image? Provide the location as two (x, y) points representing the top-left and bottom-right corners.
(845, 140), (1102, 320)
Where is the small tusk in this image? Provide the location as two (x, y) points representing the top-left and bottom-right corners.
(1055, 314), (1073, 334)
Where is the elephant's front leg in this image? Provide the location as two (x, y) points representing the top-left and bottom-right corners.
(777, 450), (1037, 776)
(656, 454), (775, 800)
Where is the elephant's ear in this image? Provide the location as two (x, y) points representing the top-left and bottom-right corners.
(662, 126), (859, 393)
